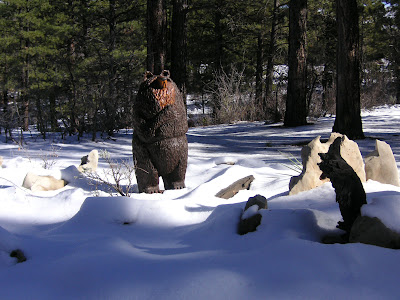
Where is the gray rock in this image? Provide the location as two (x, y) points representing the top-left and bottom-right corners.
(289, 133), (366, 195)
(22, 172), (67, 192)
(238, 194), (267, 235)
(238, 214), (262, 235)
(78, 149), (99, 173)
(244, 194), (268, 211)
(215, 175), (255, 199)
(10, 249), (27, 263)
(365, 140), (400, 186)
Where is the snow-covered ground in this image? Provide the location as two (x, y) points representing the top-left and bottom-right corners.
(0, 105), (400, 299)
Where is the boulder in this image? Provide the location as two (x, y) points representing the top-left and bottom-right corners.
(22, 172), (67, 192)
(10, 249), (27, 263)
(289, 133), (366, 195)
(216, 175), (255, 199)
(78, 149), (99, 173)
(238, 195), (268, 235)
(349, 215), (400, 249)
(365, 140), (400, 187)
(244, 194), (268, 211)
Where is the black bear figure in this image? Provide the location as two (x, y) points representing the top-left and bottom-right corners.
(318, 136), (367, 233)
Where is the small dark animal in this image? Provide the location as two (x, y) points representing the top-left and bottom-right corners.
(132, 70), (188, 193)
(318, 136), (367, 233)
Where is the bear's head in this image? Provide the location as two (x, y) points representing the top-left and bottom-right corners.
(142, 70), (176, 109)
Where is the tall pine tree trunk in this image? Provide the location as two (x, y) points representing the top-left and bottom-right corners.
(333, 0), (364, 139)
(171, 0), (188, 102)
(49, 88), (58, 132)
(264, 0), (279, 121)
(106, 0), (117, 135)
(255, 31), (264, 118)
(214, 0), (224, 70)
(21, 15), (31, 132)
(147, 0), (166, 74)
(284, 0), (307, 127)
(396, 68), (400, 104)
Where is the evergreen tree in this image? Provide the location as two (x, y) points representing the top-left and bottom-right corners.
(284, 0), (307, 127)
(171, 0), (189, 98)
(147, 0), (166, 74)
(0, 0), (398, 134)
(385, 1), (399, 103)
(333, 0), (364, 139)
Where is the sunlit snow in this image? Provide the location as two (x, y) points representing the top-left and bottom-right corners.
(0, 105), (399, 299)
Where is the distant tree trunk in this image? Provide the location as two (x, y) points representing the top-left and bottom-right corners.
(396, 69), (400, 104)
(21, 29), (30, 131)
(255, 31), (264, 118)
(214, 0), (224, 70)
(321, 64), (329, 115)
(284, 0), (307, 127)
(35, 95), (46, 139)
(22, 66), (30, 131)
(49, 88), (58, 131)
(264, 0), (279, 121)
(171, 0), (188, 102)
(2, 89), (10, 141)
(147, 0), (167, 74)
(105, 0), (117, 135)
(333, 0), (364, 139)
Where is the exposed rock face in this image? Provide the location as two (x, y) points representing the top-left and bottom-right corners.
(132, 70), (188, 193)
(365, 140), (400, 187)
(244, 194), (268, 211)
(22, 172), (67, 192)
(318, 137), (367, 233)
(215, 175), (255, 199)
(78, 149), (99, 173)
(238, 195), (268, 235)
(349, 216), (400, 249)
(289, 132), (366, 195)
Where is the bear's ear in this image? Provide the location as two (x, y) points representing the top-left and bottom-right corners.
(161, 70), (170, 78)
(144, 71), (153, 81)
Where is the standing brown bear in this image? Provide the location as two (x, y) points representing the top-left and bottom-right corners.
(132, 70), (188, 193)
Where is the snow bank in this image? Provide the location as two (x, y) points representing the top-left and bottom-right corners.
(0, 105), (399, 299)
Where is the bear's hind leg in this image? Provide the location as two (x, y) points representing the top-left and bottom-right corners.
(133, 136), (162, 193)
(134, 160), (162, 193)
(163, 154), (187, 190)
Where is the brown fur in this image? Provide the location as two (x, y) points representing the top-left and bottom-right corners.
(132, 70), (188, 193)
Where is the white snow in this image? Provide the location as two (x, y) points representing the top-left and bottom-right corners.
(0, 105), (400, 299)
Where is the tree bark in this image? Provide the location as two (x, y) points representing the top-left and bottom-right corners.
(22, 63), (30, 131)
(171, 0), (188, 101)
(147, 0), (167, 74)
(214, 0), (224, 70)
(396, 68), (400, 104)
(106, 0), (117, 135)
(255, 31), (264, 118)
(264, 0), (279, 120)
(333, 0), (364, 139)
(49, 88), (58, 132)
(284, 0), (307, 127)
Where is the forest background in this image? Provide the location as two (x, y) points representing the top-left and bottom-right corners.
(0, 0), (398, 141)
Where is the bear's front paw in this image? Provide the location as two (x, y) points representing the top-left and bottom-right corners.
(165, 181), (185, 190)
